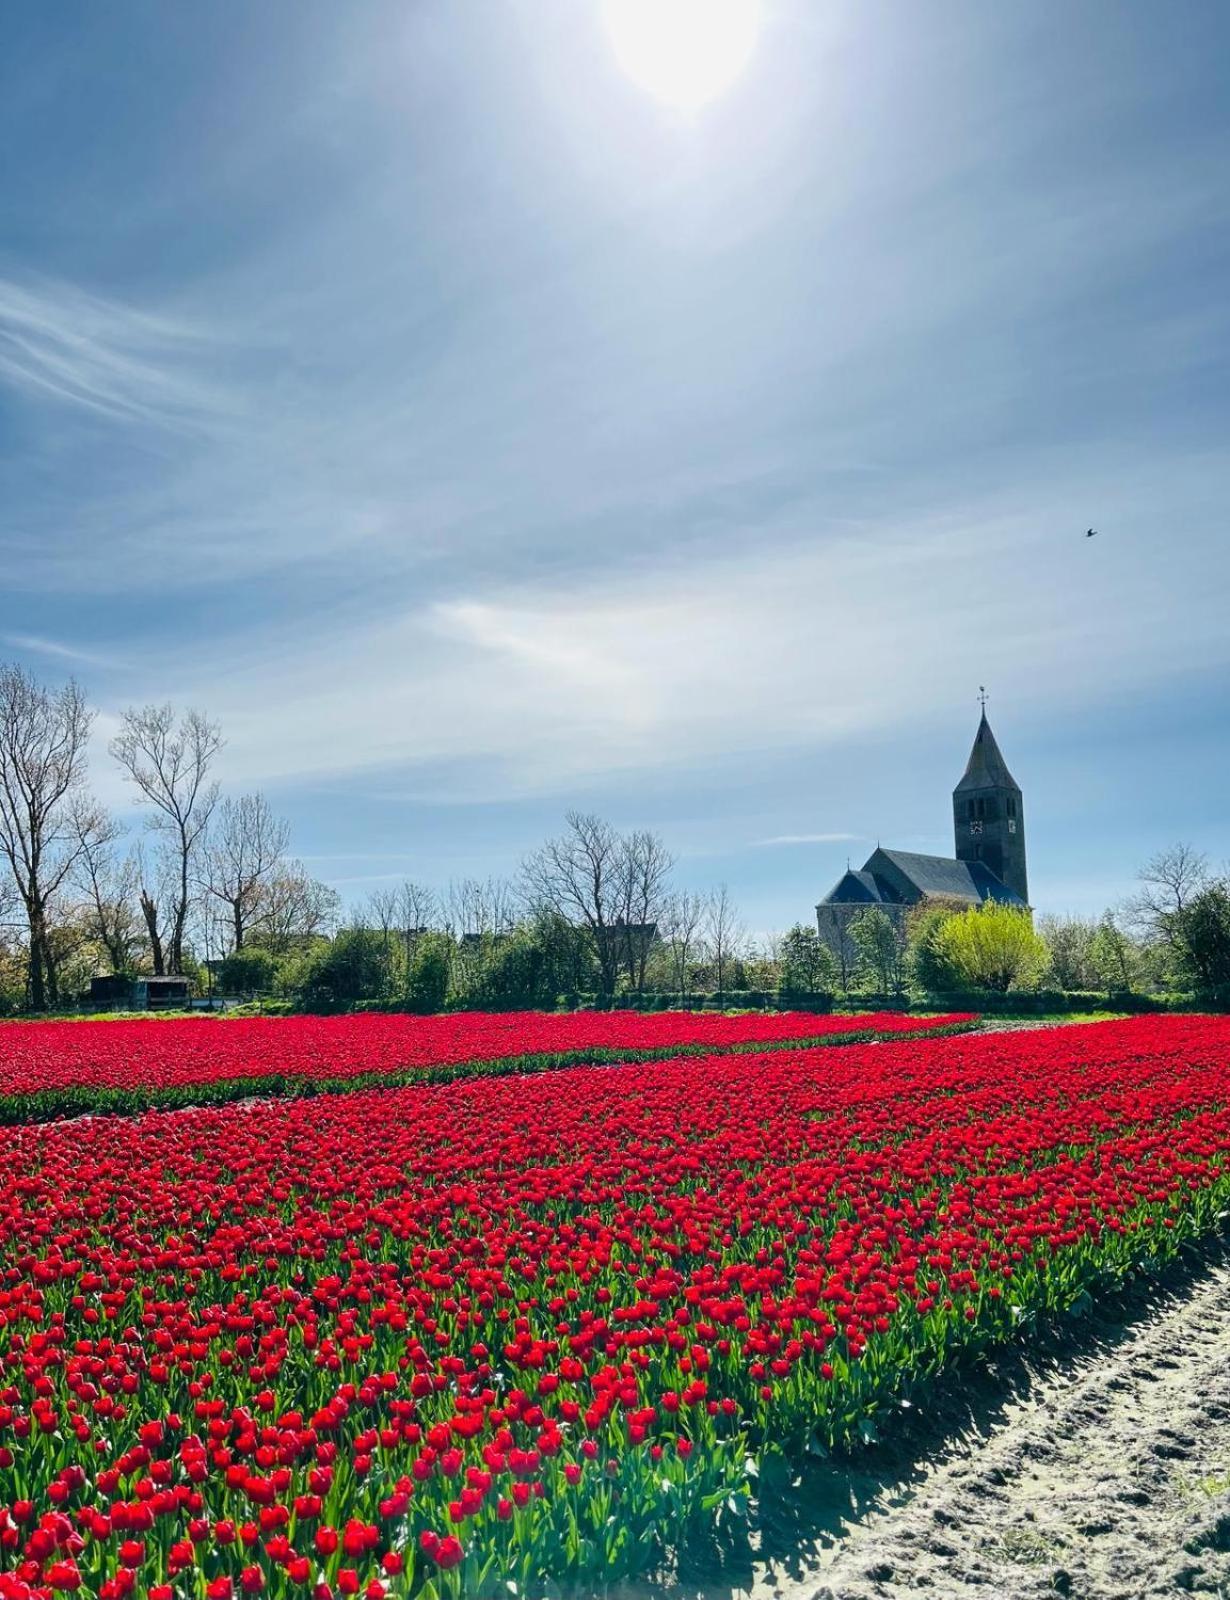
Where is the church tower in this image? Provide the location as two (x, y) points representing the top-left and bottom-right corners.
(952, 702), (1028, 903)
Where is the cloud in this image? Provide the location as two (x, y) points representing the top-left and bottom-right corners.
(0, 275), (233, 431)
(102, 465), (1228, 808)
(0, 633), (120, 669)
(753, 832), (864, 847)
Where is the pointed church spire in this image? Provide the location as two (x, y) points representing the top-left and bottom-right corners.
(955, 703), (1019, 793)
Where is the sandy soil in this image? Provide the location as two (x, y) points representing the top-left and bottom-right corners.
(743, 1243), (1230, 1600)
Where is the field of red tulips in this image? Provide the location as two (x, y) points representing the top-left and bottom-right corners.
(1, 1013), (1228, 1599)
(0, 1008), (973, 1125)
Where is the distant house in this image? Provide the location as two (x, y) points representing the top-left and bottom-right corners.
(816, 708), (1029, 967)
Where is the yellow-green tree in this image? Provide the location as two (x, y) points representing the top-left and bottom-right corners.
(934, 901), (1050, 993)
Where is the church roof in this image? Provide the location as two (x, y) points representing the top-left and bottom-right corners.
(954, 711), (1020, 794)
(817, 869), (889, 905)
(870, 847), (1028, 907)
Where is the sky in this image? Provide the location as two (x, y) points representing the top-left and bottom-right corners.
(1, 1), (1228, 934)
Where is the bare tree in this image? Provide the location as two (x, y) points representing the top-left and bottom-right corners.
(204, 792), (289, 953)
(75, 809), (145, 974)
(661, 888), (705, 996)
(1125, 843), (1209, 948)
(704, 882), (744, 999)
(616, 830), (674, 992)
(111, 705), (223, 974)
(363, 885), (400, 994)
(0, 666), (99, 1009)
(258, 860), (340, 953)
(395, 880), (438, 984)
(134, 843), (169, 976)
(446, 876), (517, 940)
(523, 812), (624, 999)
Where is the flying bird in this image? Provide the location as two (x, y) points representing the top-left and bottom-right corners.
(1086, 527), (1098, 538)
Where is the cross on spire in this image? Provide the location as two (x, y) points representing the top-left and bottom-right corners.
(978, 685), (988, 711)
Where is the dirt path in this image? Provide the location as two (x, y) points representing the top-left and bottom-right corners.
(750, 1249), (1230, 1600)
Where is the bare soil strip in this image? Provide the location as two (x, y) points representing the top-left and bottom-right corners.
(746, 1244), (1230, 1600)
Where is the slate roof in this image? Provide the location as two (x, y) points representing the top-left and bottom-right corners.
(954, 711), (1020, 794)
(817, 869), (889, 905)
(872, 847), (1027, 907)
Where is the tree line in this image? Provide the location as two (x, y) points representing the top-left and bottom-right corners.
(1, 660), (1227, 1012)
(780, 840), (1230, 1000)
(0, 665), (337, 1010)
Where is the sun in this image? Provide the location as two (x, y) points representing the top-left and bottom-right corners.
(603, 0), (762, 111)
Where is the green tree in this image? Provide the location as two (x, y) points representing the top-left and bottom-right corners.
(300, 927), (393, 1010)
(216, 945), (279, 994)
(849, 907), (904, 995)
(1170, 884), (1230, 992)
(934, 902), (1050, 993)
(1087, 915), (1140, 993)
(1037, 914), (1100, 990)
(905, 902), (962, 993)
(779, 923), (836, 995)
(405, 931), (452, 1013)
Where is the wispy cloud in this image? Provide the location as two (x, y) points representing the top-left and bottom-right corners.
(120, 471), (1230, 806)
(0, 275), (232, 431)
(0, 633), (120, 669)
(753, 832), (864, 847)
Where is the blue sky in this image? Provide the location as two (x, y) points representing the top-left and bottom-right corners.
(1, 1), (1228, 932)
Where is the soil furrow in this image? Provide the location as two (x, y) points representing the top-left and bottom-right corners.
(757, 1255), (1230, 1599)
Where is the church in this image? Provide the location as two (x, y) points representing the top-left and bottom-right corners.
(816, 706), (1029, 960)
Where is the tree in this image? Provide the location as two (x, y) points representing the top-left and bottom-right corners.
(299, 927), (392, 1009)
(616, 830), (674, 993)
(1125, 844), (1209, 949)
(934, 902), (1050, 993)
(405, 931), (452, 1013)
(255, 860), (340, 954)
(905, 902), (962, 993)
(216, 945), (279, 994)
(75, 814), (145, 974)
(0, 666), (99, 1009)
(134, 843), (169, 976)
(659, 889), (705, 996)
(849, 907), (903, 995)
(204, 793), (289, 954)
(1088, 913), (1141, 993)
(779, 923), (836, 995)
(111, 705), (223, 974)
(1170, 884), (1230, 992)
(1036, 914), (1100, 990)
(523, 813), (625, 1000)
(363, 886), (400, 994)
(395, 879), (438, 991)
(704, 883), (743, 999)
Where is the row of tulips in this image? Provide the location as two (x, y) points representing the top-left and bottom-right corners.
(1, 1015), (1228, 1598)
(0, 1010), (974, 1126)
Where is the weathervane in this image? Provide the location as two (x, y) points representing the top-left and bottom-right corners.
(978, 685), (988, 711)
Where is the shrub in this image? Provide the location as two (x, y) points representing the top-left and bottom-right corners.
(299, 928), (393, 1010)
(405, 931), (452, 1013)
(216, 946), (279, 994)
(933, 902), (1050, 993)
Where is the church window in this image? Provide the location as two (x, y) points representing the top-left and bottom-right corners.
(967, 799), (975, 821)
(1007, 796), (1017, 818)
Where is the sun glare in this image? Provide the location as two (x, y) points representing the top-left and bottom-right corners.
(603, 0), (762, 110)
